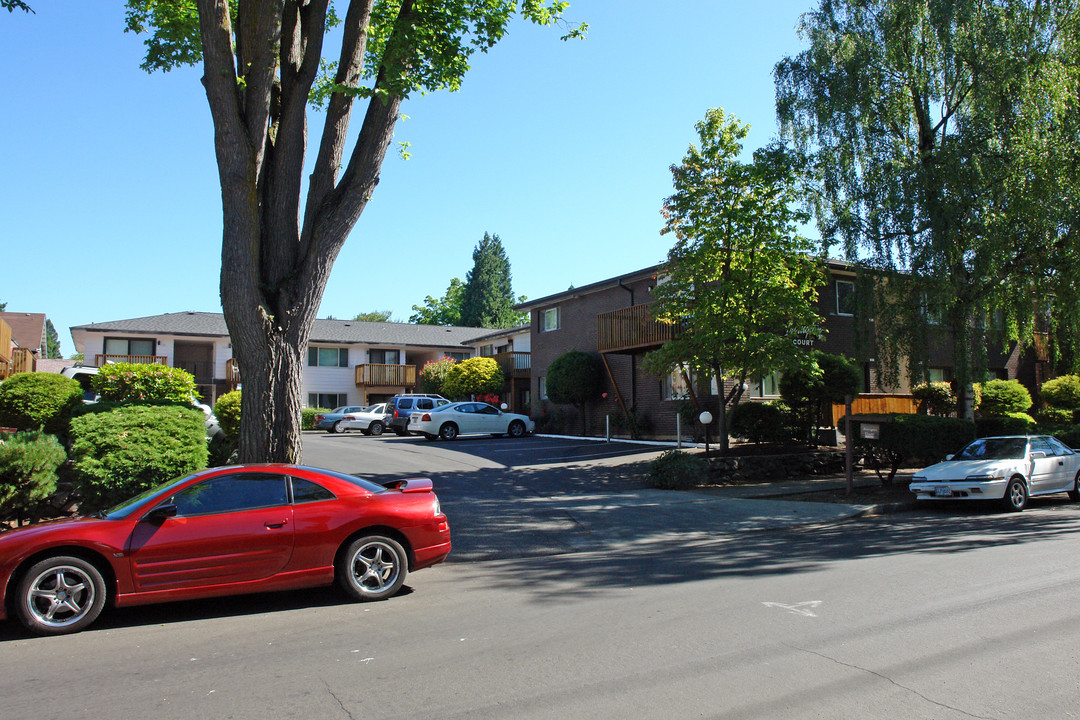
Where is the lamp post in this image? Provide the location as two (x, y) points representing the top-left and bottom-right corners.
(699, 410), (713, 456)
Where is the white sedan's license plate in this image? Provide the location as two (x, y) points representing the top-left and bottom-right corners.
(935, 486), (953, 497)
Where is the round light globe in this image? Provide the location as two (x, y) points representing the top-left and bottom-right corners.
(699, 411), (714, 425)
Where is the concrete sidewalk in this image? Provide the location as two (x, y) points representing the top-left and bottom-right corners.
(446, 470), (918, 562)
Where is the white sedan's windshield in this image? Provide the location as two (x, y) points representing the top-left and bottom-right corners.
(954, 438), (1027, 461)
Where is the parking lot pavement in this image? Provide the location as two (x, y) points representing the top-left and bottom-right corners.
(303, 433), (867, 562)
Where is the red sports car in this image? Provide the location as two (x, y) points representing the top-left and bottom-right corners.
(0, 464), (451, 635)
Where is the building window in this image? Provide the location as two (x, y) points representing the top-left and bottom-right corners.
(309, 393), (347, 408)
(368, 349), (400, 364)
(539, 377), (548, 400)
(927, 368), (950, 384)
(751, 372), (783, 398)
(104, 337), (156, 357)
(445, 351), (469, 362)
(542, 307), (561, 332)
(479, 344), (494, 357)
(663, 368), (692, 401)
(308, 346), (350, 367)
(835, 280), (856, 316)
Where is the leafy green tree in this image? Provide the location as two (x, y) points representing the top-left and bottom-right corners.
(352, 310), (393, 322)
(780, 351), (860, 444)
(546, 350), (602, 434)
(44, 319), (60, 359)
(775, 0), (1080, 413)
(642, 108), (825, 454)
(123, 0), (584, 464)
(410, 278), (465, 326)
(460, 232), (525, 328)
(442, 357), (503, 400)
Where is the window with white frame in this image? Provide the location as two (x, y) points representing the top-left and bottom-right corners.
(835, 280), (856, 316)
(309, 392), (347, 408)
(542, 307), (561, 332)
(663, 367), (692, 401)
(750, 371), (783, 398)
(368, 348), (400, 364)
(104, 337), (156, 357)
(539, 376), (548, 400)
(445, 351), (469, 362)
(308, 347), (350, 368)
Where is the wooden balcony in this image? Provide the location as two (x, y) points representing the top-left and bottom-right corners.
(0, 347), (34, 379)
(492, 351), (531, 378)
(0, 318), (11, 364)
(597, 304), (680, 354)
(355, 363), (417, 387)
(94, 354), (168, 366)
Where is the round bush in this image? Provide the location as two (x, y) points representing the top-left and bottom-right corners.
(419, 356), (457, 395)
(69, 404), (208, 511)
(977, 379), (1032, 416)
(976, 412), (1036, 438)
(730, 402), (789, 444)
(647, 450), (709, 490)
(443, 357), (503, 399)
(1041, 375), (1080, 410)
(0, 372), (83, 433)
(546, 350), (603, 406)
(1035, 407), (1073, 426)
(0, 430), (67, 523)
(911, 381), (957, 417)
(213, 390), (242, 439)
(92, 362), (197, 404)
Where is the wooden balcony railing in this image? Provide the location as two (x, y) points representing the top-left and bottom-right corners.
(492, 351), (531, 378)
(597, 304), (680, 353)
(355, 363), (417, 387)
(0, 347), (35, 379)
(0, 318), (11, 364)
(94, 354), (168, 366)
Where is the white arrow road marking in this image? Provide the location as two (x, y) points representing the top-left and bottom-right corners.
(762, 601), (823, 617)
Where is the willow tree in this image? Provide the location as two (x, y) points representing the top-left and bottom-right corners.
(775, 0), (1080, 411)
(125, 0), (584, 462)
(643, 108), (824, 454)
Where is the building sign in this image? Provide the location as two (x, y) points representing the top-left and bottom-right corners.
(860, 423), (880, 440)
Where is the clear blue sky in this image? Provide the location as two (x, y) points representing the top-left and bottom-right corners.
(1, 1), (815, 357)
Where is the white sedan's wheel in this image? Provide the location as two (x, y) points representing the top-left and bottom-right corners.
(1002, 477), (1028, 512)
(507, 420), (526, 438)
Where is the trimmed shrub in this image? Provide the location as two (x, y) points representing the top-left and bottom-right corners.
(69, 404), (208, 511)
(443, 357), (504, 400)
(92, 362), (197, 404)
(1035, 407), (1073, 426)
(976, 412), (1036, 437)
(1053, 425), (1080, 449)
(911, 381), (957, 417)
(418, 356), (457, 395)
(0, 431), (67, 524)
(1041, 375), (1080, 410)
(977, 379), (1032, 416)
(0, 372), (83, 433)
(213, 390), (242, 439)
(302, 408), (328, 431)
(730, 401), (789, 444)
(854, 414), (976, 485)
(648, 450), (709, 490)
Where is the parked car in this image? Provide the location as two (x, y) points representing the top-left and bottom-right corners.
(385, 394), (450, 436)
(339, 404), (387, 435)
(409, 401), (535, 441)
(314, 406), (370, 433)
(61, 365), (223, 439)
(909, 435), (1080, 511)
(0, 464), (451, 635)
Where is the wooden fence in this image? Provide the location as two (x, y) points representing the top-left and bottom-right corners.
(829, 394), (918, 426)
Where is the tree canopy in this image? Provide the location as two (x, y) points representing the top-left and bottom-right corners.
(124, 0), (584, 462)
(351, 310), (393, 322)
(775, 0), (1080, 407)
(460, 232), (525, 328)
(410, 277), (466, 326)
(643, 108), (824, 453)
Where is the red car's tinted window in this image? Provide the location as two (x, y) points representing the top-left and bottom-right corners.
(291, 477), (336, 503)
(171, 473), (289, 516)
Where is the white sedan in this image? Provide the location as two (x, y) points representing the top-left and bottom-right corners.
(407, 402), (535, 441)
(339, 404), (388, 435)
(909, 435), (1080, 511)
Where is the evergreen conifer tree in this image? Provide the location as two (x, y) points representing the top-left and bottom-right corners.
(460, 233), (521, 328)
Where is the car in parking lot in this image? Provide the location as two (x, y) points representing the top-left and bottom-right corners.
(0, 464), (451, 635)
(408, 401), (535, 441)
(385, 394), (450, 436)
(909, 435), (1080, 511)
(339, 403), (387, 435)
(314, 406), (370, 433)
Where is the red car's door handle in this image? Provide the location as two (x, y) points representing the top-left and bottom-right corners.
(264, 519), (289, 529)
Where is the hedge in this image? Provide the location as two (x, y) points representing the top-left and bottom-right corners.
(0, 431), (67, 524)
(648, 450), (709, 490)
(69, 404), (208, 511)
(851, 414), (976, 485)
(0, 372), (83, 433)
(92, 362), (197, 404)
